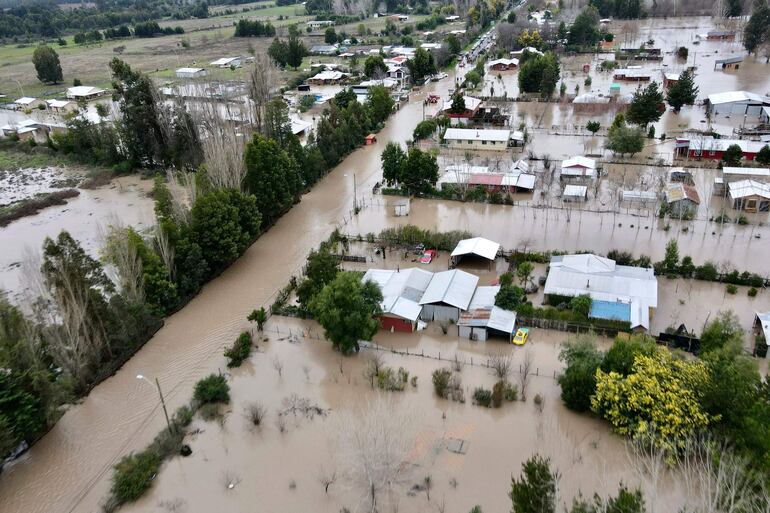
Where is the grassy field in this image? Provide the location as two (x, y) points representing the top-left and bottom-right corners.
(157, 3), (309, 32)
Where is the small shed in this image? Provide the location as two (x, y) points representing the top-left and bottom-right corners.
(450, 237), (500, 266)
(714, 55), (743, 70)
(176, 67), (207, 79)
(563, 184), (588, 202)
(365, 134), (377, 145)
(665, 183), (700, 217)
(394, 198), (410, 216)
(668, 167), (694, 184)
(609, 83), (621, 95)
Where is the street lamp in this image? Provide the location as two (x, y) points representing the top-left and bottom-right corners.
(137, 374), (173, 434)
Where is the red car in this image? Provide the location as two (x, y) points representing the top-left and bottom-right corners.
(420, 250), (437, 264)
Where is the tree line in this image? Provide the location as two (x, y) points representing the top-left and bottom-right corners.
(234, 19), (276, 37)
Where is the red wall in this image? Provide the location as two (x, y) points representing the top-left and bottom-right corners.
(380, 316), (414, 333)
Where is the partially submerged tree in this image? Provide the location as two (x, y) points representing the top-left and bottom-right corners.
(509, 454), (559, 513)
(666, 70), (698, 113)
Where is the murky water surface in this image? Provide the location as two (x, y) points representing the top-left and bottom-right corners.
(2, 16), (770, 513)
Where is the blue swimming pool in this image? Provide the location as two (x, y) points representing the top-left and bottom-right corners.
(590, 300), (631, 322)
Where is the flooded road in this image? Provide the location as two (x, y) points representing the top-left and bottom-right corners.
(0, 70), (453, 513)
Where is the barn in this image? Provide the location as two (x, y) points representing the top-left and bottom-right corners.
(419, 269), (479, 322)
(706, 91), (770, 117)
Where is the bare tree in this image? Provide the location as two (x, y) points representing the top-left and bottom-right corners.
(165, 170), (198, 225)
(154, 224), (175, 281)
(318, 466), (338, 493)
(272, 355), (284, 377)
(489, 350), (513, 381)
(519, 349), (533, 401)
(625, 429), (669, 513)
(101, 224), (144, 305)
(333, 396), (418, 513)
(244, 401), (267, 427)
(247, 52), (280, 134)
(363, 352), (385, 388)
(423, 475), (433, 501)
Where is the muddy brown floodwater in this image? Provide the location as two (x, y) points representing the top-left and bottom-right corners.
(0, 72), (456, 513)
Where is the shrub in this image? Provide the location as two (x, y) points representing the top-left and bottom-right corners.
(726, 284), (738, 295)
(224, 331), (252, 367)
(569, 294), (592, 317)
(748, 287), (758, 297)
(504, 382), (518, 401)
(193, 374), (230, 404)
(198, 402), (222, 422)
(492, 380), (505, 408)
(473, 387), (493, 407)
(110, 451), (161, 504)
(432, 368), (452, 397)
(558, 335), (604, 412)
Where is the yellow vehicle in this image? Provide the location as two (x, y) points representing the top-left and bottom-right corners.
(512, 328), (529, 346)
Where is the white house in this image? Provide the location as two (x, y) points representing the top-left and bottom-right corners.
(210, 57), (242, 68)
(66, 86), (107, 100)
(443, 128), (512, 151)
(176, 67), (207, 79)
(560, 156), (597, 181)
(13, 97), (45, 109)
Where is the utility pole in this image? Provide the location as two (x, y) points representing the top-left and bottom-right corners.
(137, 374), (172, 434)
(353, 172), (358, 214)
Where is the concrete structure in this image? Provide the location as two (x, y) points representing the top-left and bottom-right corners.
(457, 286), (517, 342)
(175, 67), (207, 79)
(714, 55), (743, 70)
(210, 57), (242, 68)
(363, 268), (433, 332)
(560, 156), (597, 181)
(728, 180), (770, 212)
(544, 254), (658, 331)
(665, 183), (700, 217)
(419, 269), (479, 322)
(706, 91), (770, 117)
(675, 137), (766, 161)
(443, 128), (513, 151)
(450, 237), (500, 266)
(66, 86), (106, 100)
(563, 184), (588, 202)
(487, 58), (518, 71)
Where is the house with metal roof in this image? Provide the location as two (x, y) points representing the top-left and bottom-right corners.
(363, 268), (434, 332)
(450, 237), (500, 266)
(66, 86), (107, 100)
(457, 286), (517, 342)
(675, 137), (766, 161)
(560, 156), (597, 181)
(754, 312), (770, 359)
(436, 163), (535, 193)
(487, 58), (519, 71)
(544, 254), (658, 331)
(13, 97), (44, 110)
(210, 56), (243, 68)
(714, 166), (770, 194)
(613, 68), (652, 81)
(176, 67), (207, 79)
(441, 95), (483, 125)
(563, 184), (588, 202)
(419, 269), (479, 322)
(706, 91), (770, 116)
(728, 180), (770, 212)
(714, 55), (743, 70)
(665, 183), (700, 217)
(443, 128), (513, 151)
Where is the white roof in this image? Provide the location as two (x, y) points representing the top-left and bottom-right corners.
(563, 184), (587, 197)
(756, 312), (770, 344)
(460, 287), (516, 333)
(46, 99), (73, 108)
(722, 166), (770, 178)
(444, 128), (510, 142)
(309, 70), (347, 81)
(502, 173), (536, 189)
(14, 97), (37, 105)
(573, 93), (611, 104)
(419, 269), (479, 309)
(685, 137), (766, 153)
(67, 86), (105, 97)
(728, 179), (770, 199)
(290, 117), (312, 135)
(544, 254), (658, 329)
(708, 90), (770, 105)
(363, 268), (434, 321)
(442, 95), (482, 112)
(511, 47), (542, 56)
(487, 58), (519, 68)
(450, 237), (500, 261)
(562, 156), (597, 170)
(210, 57), (240, 66)
(176, 67), (205, 73)
(622, 190), (658, 201)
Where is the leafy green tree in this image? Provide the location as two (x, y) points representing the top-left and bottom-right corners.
(247, 307), (267, 330)
(296, 248), (340, 310)
(413, 119), (437, 141)
(381, 141), (407, 186)
(626, 82), (664, 127)
(586, 120), (601, 134)
(744, 2), (770, 53)
(568, 6), (600, 46)
(367, 85), (394, 125)
(601, 335), (657, 376)
(495, 285), (525, 310)
(447, 33), (462, 54)
(32, 44), (63, 84)
(287, 36), (307, 69)
(756, 144), (770, 164)
(364, 55), (388, 77)
(244, 134), (301, 225)
(662, 239), (679, 272)
(722, 144), (744, 166)
(518, 52), (560, 98)
(450, 94), (466, 113)
(606, 114), (645, 156)
(190, 189), (261, 272)
(463, 70), (482, 88)
(406, 47), (437, 83)
(401, 147), (439, 194)
(516, 262), (534, 287)
(604, 485), (646, 513)
(727, 0), (743, 15)
(324, 26), (337, 44)
(310, 271), (383, 354)
(569, 294), (591, 317)
(666, 70), (698, 112)
(558, 334), (604, 412)
(509, 454), (558, 513)
(268, 37), (289, 66)
(334, 88), (357, 109)
(700, 310), (743, 354)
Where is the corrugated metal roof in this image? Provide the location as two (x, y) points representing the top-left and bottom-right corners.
(450, 237), (500, 261)
(468, 286), (500, 309)
(563, 184), (587, 197)
(562, 156), (596, 169)
(728, 179), (770, 199)
(420, 269), (479, 309)
(685, 137), (766, 153)
(363, 268), (434, 320)
(756, 312), (770, 344)
(722, 167), (770, 177)
(665, 183), (700, 204)
(708, 90), (767, 105)
(444, 128), (511, 142)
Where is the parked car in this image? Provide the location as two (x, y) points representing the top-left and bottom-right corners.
(420, 249), (437, 264)
(512, 328), (529, 346)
